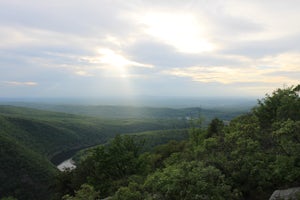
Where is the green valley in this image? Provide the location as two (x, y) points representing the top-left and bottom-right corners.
(0, 106), (190, 199)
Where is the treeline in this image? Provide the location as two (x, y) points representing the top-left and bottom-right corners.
(54, 85), (300, 200)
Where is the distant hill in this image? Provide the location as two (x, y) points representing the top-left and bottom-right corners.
(0, 103), (249, 122)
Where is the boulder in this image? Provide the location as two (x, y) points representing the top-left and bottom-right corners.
(269, 187), (300, 200)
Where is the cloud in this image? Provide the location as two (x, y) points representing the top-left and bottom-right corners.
(0, 0), (300, 98)
(221, 34), (300, 58)
(3, 81), (38, 86)
(163, 52), (300, 86)
(74, 70), (93, 77)
(222, 0), (300, 40)
(93, 48), (153, 69)
(163, 66), (256, 84)
(136, 12), (215, 54)
(72, 48), (154, 78)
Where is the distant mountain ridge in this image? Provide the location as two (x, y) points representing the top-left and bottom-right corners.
(0, 103), (249, 121)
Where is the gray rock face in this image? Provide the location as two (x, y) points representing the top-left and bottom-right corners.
(269, 187), (300, 200)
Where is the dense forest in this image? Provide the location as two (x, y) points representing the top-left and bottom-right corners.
(54, 85), (300, 200)
(0, 107), (189, 200)
(0, 85), (299, 199)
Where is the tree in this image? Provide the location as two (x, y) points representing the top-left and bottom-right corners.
(68, 135), (146, 197)
(188, 117), (205, 146)
(113, 182), (143, 200)
(253, 85), (300, 129)
(144, 161), (235, 200)
(62, 184), (100, 200)
(207, 118), (224, 138)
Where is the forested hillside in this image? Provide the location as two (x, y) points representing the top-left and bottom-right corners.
(0, 134), (56, 200)
(0, 106), (188, 158)
(0, 106), (188, 200)
(73, 128), (190, 162)
(54, 85), (300, 200)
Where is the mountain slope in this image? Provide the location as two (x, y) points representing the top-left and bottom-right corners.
(0, 134), (56, 200)
(0, 105), (189, 200)
(0, 105), (188, 159)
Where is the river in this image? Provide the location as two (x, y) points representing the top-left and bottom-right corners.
(50, 145), (96, 171)
(57, 158), (76, 171)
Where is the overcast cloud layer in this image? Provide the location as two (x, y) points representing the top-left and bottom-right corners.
(1, 0), (299, 99)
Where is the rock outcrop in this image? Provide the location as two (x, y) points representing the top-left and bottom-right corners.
(269, 187), (300, 200)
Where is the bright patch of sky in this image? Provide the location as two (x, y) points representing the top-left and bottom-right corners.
(139, 12), (215, 53)
(0, 0), (299, 99)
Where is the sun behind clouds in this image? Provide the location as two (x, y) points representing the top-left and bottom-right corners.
(139, 12), (215, 54)
(96, 48), (153, 78)
(97, 48), (129, 77)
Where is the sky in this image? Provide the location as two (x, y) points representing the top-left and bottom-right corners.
(0, 0), (299, 100)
